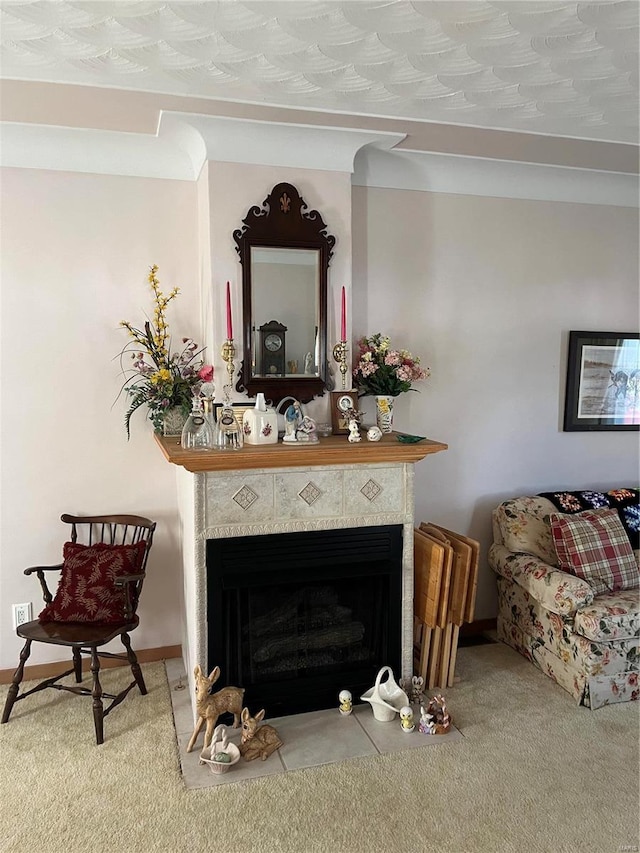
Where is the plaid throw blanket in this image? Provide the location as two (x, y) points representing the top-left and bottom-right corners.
(538, 488), (640, 551)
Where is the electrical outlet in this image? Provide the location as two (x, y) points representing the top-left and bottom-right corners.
(12, 602), (32, 629)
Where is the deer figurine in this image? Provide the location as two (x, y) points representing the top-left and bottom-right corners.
(186, 664), (245, 753)
(239, 707), (283, 761)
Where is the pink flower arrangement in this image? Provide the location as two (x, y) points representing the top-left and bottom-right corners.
(353, 333), (430, 397)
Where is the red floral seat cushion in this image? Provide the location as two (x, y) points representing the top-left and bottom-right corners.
(39, 540), (146, 624)
(549, 508), (639, 596)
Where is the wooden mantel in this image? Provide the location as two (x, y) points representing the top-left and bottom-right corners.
(154, 432), (447, 473)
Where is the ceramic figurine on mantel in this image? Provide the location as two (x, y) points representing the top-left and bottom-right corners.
(338, 689), (353, 716)
(297, 414), (319, 443)
(283, 400), (303, 443)
(345, 406), (362, 443)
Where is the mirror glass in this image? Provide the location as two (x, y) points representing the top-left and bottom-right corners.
(251, 247), (320, 378)
(234, 182), (335, 405)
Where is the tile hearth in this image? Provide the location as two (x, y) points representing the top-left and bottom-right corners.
(165, 659), (463, 789)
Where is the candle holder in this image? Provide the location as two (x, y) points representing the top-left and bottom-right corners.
(221, 339), (236, 386)
(220, 339), (236, 409)
(332, 340), (348, 389)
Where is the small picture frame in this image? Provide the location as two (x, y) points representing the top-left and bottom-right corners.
(563, 331), (639, 431)
(330, 391), (359, 434)
(212, 403), (253, 432)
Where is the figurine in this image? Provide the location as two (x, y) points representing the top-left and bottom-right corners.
(427, 694), (452, 734)
(283, 401), (303, 443)
(418, 705), (436, 735)
(297, 415), (319, 443)
(411, 676), (425, 705)
(400, 675), (425, 706)
(338, 689), (353, 716)
(304, 351), (313, 374)
(346, 408), (362, 443)
(400, 705), (415, 733)
(366, 426), (382, 442)
(239, 707), (283, 761)
(186, 664), (245, 753)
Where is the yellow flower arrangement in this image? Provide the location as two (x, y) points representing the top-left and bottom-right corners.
(116, 265), (213, 438)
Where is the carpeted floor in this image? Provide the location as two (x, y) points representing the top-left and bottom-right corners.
(0, 642), (638, 853)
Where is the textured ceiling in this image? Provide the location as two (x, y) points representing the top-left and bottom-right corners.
(0, 0), (638, 144)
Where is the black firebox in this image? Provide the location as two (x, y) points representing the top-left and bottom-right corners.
(207, 525), (403, 717)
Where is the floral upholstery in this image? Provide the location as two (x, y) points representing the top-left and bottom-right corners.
(573, 589), (640, 642)
(488, 543), (594, 615)
(490, 490), (640, 709)
(493, 496), (559, 566)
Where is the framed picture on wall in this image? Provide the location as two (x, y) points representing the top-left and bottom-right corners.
(563, 331), (639, 431)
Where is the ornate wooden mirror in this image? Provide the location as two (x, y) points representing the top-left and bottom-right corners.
(233, 183), (335, 405)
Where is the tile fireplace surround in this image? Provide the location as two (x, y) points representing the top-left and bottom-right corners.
(154, 432), (447, 717)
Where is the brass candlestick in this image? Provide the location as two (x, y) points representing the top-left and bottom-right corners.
(221, 339), (236, 403)
(332, 340), (348, 389)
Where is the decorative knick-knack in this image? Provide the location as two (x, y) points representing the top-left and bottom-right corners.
(181, 398), (214, 450)
(216, 404), (243, 450)
(338, 689), (353, 716)
(427, 694), (452, 734)
(283, 400), (303, 443)
(418, 705), (436, 735)
(374, 395), (394, 433)
(239, 708), (283, 762)
(297, 415), (318, 443)
(243, 393), (278, 445)
(400, 675), (425, 706)
(400, 705), (415, 733)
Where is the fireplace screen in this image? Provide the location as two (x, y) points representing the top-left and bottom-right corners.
(207, 526), (403, 716)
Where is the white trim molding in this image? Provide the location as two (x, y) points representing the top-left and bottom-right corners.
(0, 115), (405, 180)
(353, 146), (639, 208)
(1, 114), (636, 207)
(157, 112), (406, 176)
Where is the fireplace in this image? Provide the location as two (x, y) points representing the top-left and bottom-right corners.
(158, 436), (448, 722)
(207, 525), (403, 716)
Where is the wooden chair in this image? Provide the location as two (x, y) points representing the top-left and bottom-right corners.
(1, 514), (156, 744)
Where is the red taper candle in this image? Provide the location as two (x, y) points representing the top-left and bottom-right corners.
(226, 281), (233, 340)
(341, 286), (346, 342)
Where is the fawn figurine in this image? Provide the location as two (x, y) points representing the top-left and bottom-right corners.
(186, 664), (245, 753)
(239, 707), (283, 761)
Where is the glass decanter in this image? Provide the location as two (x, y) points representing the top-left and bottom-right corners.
(181, 398), (214, 450)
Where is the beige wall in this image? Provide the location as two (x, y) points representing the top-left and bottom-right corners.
(353, 186), (639, 617)
(1, 165), (638, 669)
(0, 168), (199, 667)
